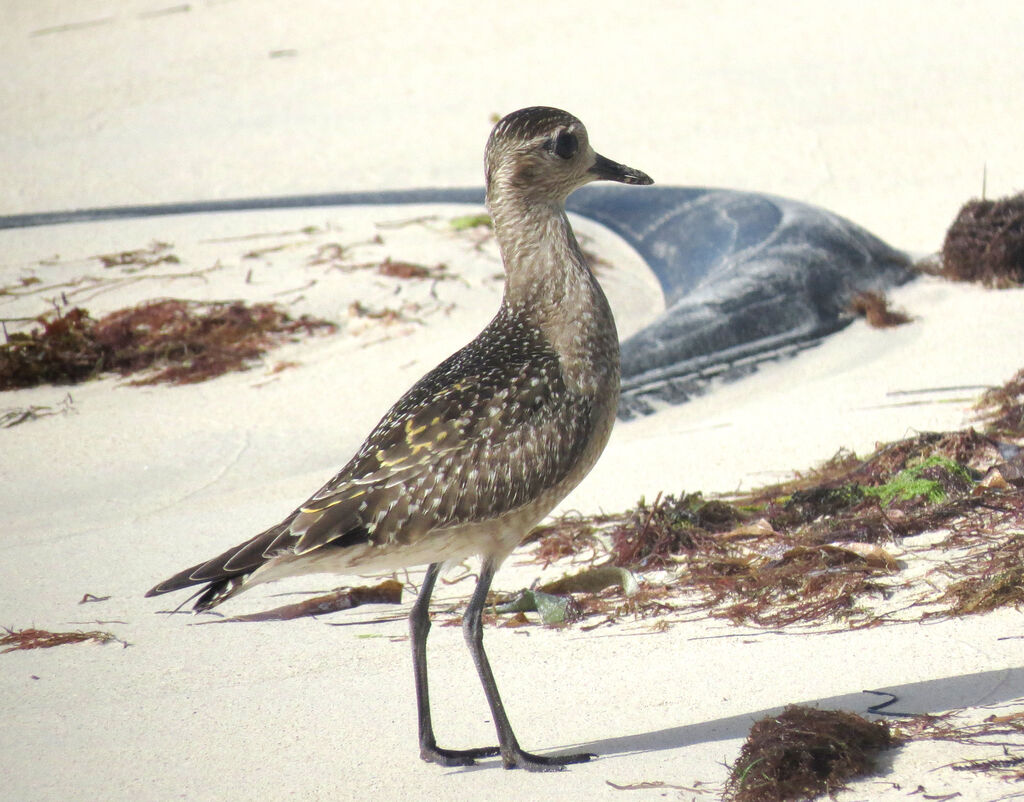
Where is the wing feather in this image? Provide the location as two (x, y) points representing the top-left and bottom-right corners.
(146, 306), (602, 605)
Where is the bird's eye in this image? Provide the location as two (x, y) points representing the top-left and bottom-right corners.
(549, 131), (578, 160)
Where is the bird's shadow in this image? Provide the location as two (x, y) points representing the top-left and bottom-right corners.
(571, 665), (1024, 761)
(450, 664), (1024, 772)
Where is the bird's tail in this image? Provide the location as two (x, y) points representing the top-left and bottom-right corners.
(145, 521), (296, 611)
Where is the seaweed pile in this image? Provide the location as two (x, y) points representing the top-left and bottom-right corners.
(938, 193), (1024, 287)
(512, 367), (1024, 630)
(0, 299), (335, 389)
(724, 706), (894, 801)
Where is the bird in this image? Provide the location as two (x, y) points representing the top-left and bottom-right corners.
(146, 106), (653, 772)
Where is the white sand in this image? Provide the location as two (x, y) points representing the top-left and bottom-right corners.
(2, 3), (1022, 800)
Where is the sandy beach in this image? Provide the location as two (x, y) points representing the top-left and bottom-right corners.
(2, 3), (1022, 800)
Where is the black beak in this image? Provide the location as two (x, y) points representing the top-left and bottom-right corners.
(588, 152), (654, 185)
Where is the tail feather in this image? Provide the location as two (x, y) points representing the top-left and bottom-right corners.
(145, 521), (295, 610)
(146, 514), (374, 611)
(192, 577), (244, 611)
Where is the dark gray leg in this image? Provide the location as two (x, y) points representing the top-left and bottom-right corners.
(411, 562), (500, 766)
(463, 556), (595, 771)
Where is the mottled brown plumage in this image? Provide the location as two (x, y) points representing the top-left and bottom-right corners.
(147, 106), (652, 771)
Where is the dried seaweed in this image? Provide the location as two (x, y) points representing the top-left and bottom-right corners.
(200, 580), (403, 623)
(606, 779), (711, 794)
(95, 241), (180, 272)
(528, 515), (604, 566)
(311, 244), (450, 282)
(610, 492), (741, 571)
(346, 300), (408, 326)
(724, 706), (894, 801)
(572, 583), (677, 630)
(848, 290), (912, 328)
(731, 449), (866, 509)
(701, 543), (895, 628)
(1, 626), (127, 652)
(975, 367), (1024, 439)
(524, 370), (1024, 628)
(406, 372), (1024, 631)
(375, 258), (448, 280)
(594, 435), (994, 626)
(742, 431), (998, 546)
(0, 299), (335, 390)
(939, 193), (1024, 287)
(934, 527), (1024, 616)
(896, 708), (1024, 783)
(0, 393), (75, 428)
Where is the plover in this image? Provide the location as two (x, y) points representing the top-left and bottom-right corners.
(147, 106), (653, 771)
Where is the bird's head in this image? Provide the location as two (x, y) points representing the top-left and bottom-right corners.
(484, 106), (653, 206)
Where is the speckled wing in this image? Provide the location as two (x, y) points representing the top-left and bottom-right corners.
(290, 313), (595, 555)
(146, 310), (596, 601)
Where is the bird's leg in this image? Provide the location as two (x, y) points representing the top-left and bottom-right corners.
(463, 556), (595, 772)
(411, 562), (500, 767)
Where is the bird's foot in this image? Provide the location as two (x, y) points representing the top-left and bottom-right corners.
(420, 743), (501, 767)
(500, 747), (595, 772)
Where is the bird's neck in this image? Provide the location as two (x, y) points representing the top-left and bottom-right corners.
(488, 193), (619, 396)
